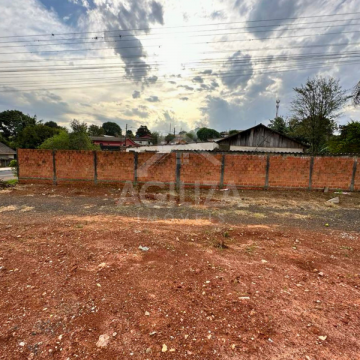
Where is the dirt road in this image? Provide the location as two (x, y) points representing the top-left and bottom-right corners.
(0, 185), (359, 359)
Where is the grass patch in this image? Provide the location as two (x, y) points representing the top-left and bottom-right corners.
(6, 179), (18, 186)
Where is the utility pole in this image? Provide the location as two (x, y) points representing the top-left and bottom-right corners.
(276, 99), (280, 118)
(174, 127), (175, 136)
(124, 124), (127, 149)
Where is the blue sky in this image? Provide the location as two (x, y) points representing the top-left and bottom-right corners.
(0, 0), (359, 134)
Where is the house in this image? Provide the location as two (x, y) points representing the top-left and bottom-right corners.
(216, 124), (306, 153)
(133, 134), (154, 146)
(0, 142), (16, 167)
(90, 136), (140, 150)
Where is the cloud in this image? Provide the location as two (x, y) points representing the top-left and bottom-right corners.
(220, 51), (253, 90)
(192, 76), (204, 83)
(180, 97), (189, 101)
(210, 10), (225, 20)
(146, 95), (160, 102)
(146, 75), (158, 84)
(200, 69), (212, 75)
(177, 85), (194, 91)
(132, 90), (141, 99)
(123, 107), (149, 118)
(91, 1), (164, 82)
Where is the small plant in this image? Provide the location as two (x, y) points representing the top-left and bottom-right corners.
(9, 159), (18, 177)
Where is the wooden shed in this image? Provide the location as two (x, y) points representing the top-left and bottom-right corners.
(216, 124), (306, 153)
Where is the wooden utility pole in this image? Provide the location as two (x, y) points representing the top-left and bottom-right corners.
(124, 124), (127, 149)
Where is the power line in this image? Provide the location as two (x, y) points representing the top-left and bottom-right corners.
(1, 11), (360, 39)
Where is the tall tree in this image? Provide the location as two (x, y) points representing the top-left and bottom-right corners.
(290, 77), (347, 154)
(136, 125), (151, 137)
(0, 110), (37, 140)
(88, 124), (105, 136)
(70, 119), (88, 133)
(165, 133), (175, 144)
(268, 117), (288, 134)
(102, 122), (121, 136)
(44, 121), (60, 129)
(197, 127), (220, 141)
(14, 124), (59, 149)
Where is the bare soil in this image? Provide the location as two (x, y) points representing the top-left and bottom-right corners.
(0, 184), (360, 359)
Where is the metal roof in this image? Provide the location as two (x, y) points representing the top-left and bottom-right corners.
(0, 142), (16, 155)
(90, 136), (125, 142)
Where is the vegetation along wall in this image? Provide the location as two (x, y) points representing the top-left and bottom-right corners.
(17, 149), (359, 191)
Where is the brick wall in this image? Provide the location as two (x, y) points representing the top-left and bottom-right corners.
(180, 153), (222, 185)
(312, 157), (354, 190)
(18, 150), (359, 191)
(55, 150), (94, 182)
(97, 152), (134, 182)
(137, 153), (176, 183)
(269, 155), (311, 188)
(18, 149), (53, 182)
(223, 154), (267, 187)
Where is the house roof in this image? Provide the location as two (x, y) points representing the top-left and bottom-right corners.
(0, 142), (16, 155)
(216, 123), (306, 147)
(90, 136), (125, 142)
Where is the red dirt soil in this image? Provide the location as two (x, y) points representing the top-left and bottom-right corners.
(0, 197), (360, 359)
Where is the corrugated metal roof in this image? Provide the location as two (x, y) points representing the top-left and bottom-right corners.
(0, 142), (16, 155)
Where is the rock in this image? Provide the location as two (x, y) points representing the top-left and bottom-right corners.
(19, 342), (25, 347)
(149, 331), (157, 336)
(318, 272), (324, 277)
(96, 334), (110, 348)
(145, 311), (150, 316)
(169, 349), (175, 352)
(146, 348), (152, 354)
(327, 197), (339, 204)
(162, 344), (168, 352)
(139, 246), (149, 252)
(261, 259), (268, 264)
(98, 263), (106, 269)
(318, 335), (327, 341)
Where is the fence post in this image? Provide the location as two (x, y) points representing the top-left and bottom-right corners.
(134, 152), (138, 185)
(93, 151), (98, 185)
(16, 149), (20, 179)
(176, 152), (181, 190)
(308, 156), (314, 190)
(220, 154), (225, 188)
(350, 157), (357, 192)
(264, 155), (270, 189)
(52, 150), (57, 185)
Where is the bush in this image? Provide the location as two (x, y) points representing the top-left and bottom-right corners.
(9, 159), (17, 177)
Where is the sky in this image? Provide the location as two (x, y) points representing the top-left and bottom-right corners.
(0, 0), (360, 135)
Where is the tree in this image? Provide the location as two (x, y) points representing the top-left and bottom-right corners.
(102, 122), (121, 136)
(268, 117), (288, 134)
(69, 132), (97, 150)
(353, 81), (360, 106)
(151, 131), (160, 145)
(136, 125), (151, 137)
(327, 121), (360, 154)
(126, 129), (134, 138)
(197, 127), (220, 141)
(290, 77), (347, 154)
(44, 121), (60, 129)
(39, 131), (70, 150)
(88, 124), (105, 136)
(70, 119), (88, 133)
(228, 129), (239, 135)
(165, 133), (175, 144)
(14, 124), (59, 149)
(0, 110), (37, 140)
(186, 132), (196, 142)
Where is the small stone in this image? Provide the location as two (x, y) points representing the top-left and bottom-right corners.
(261, 259), (268, 263)
(96, 283), (101, 287)
(146, 348), (152, 354)
(19, 342), (25, 347)
(112, 332), (117, 337)
(318, 272), (324, 277)
(96, 334), (110, 348)
(184, 335), (189, 339)
(231, 344), (236, 349)
(145, 311), (150, 316)
(239, 297), (250, 300)
(327, 197), (339, 204)
(162, 344), (168, 352)
(149, 331), (157, 336)
(169, 349), (175, 352)
(98, 263), (106, 269)
(318, 336), (327, 341)
(58, 334), (63, 340)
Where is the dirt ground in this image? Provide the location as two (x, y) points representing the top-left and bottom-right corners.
(0, 184), (360, 359)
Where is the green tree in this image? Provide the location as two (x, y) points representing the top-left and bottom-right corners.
(186, 132), (196, 141)
(126, 129), (134, 138)
(44, 121), (60, 129)
(70, 119), (88, 133)
(327, 121), (360, 154)
(0, 110), (37, 140)
(196, 127), (220, 141)
(290, 76), (347, 154)
(165, 133), (175, 144)
(69, 132), (97, 150)
(102, 122), (121, 136)
(268, 117), (288, 134)
(228, 129), (239, 135)
(136, 125), (151, 137)
(151, 131), (160, 145)
(39, 131), (70, 150)
(14, 124), (59, 149)
(88, 124), (105, 136)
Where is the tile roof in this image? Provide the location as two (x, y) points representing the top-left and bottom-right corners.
(0, 142), (16, 155)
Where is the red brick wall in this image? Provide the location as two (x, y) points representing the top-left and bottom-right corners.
(18, 149), (53, 180)
(18, 150), (359, 191)
(181, 153), (222, 185)
(137, 153), (176, 183)
(312, 157), (354, 190)
(223, 154), (267, 187)
(55, 150), (94, 182)
(97, 152), (134, 182)
(269, 155), (311, 188)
